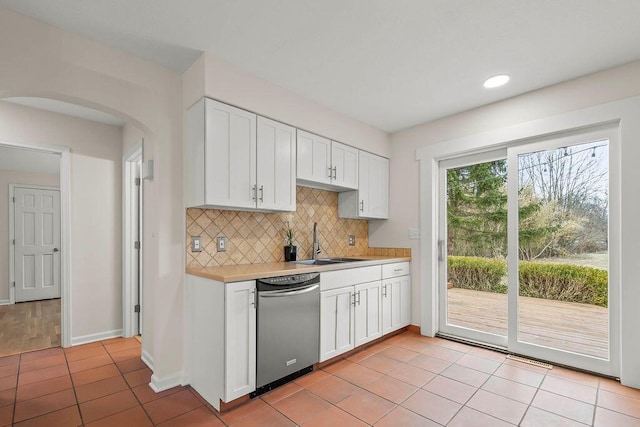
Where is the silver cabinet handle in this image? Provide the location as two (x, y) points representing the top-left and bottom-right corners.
(393, 268), (403, 273)
(252, 185), (257, 201)
(328, 166), (333, 178)
(357, 290), (361, 306)
(332, 166), (337, 180)
(251, 289), (256, 309)
(382, 284), (387, 297)
(360, 200), (364, 212)
(259, 185), (264, 202)
(352, 293), (356, 306)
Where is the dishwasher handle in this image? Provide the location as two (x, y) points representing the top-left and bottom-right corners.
(259, 284), (319, 298)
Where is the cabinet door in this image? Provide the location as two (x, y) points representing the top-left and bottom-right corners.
(297, 130), (331, 185)
(320, 287), (355, 362)
(382, 275), (410, 334)
(357, 151), (372, 216)
(331, 141), (358, 190)
(358, 151), (389, 219)
(354, 281), (382, 346)
(400, 275), (411, 327)
(205, 99), (257, 209)
(224, 280), (256, 401)
(257, 117), (296, 211)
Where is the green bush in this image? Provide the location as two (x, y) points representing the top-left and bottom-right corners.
(447, 256), (507, 293)
(519, 261), (608, 308)
(447, 256), (608, 307)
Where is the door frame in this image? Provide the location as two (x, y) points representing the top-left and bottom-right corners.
(1, 140), (71, 348)
(123, 141), (143, 338)
(417, 98), (635, 382)
(9, 184), (61, 304)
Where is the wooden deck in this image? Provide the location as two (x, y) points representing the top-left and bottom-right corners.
(447, 288), (608, 359)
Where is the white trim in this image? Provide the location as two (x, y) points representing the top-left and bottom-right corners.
(150, 372), (184, 393)
(0, 300), (10, 305)
(417, 95), (640, 384)
(8, 183), (60, 305)
(70, 329), (123, 346)
(122, 141), (143, 338)
(0, 140), (71, 348)
(142, 349), (154, 370)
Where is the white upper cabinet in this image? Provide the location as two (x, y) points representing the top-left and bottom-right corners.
(338, 151), (389, 219)
(256, 117), (296, 211)
(187, 98), (295, 212)
(331, 141), (359, 189)
(296, 130), (331, 186)
(297, 130), (358, 191)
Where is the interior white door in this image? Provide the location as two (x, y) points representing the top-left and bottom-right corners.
(14, 187), (61, 302)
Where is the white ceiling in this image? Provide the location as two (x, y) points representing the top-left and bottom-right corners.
(1, 1), (640, 132)
(3, 97), (125, 127)
(0, 145), (60, 175)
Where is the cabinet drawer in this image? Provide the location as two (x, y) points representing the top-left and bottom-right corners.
(382, 262), (410, 279)
(321, 265), (381, 291)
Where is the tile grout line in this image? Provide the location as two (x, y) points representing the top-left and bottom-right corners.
(101, 339), (156, 426)
(62, 342), (84, 426)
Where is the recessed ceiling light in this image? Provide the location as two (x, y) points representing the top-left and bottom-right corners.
(483, 74), (510, 88)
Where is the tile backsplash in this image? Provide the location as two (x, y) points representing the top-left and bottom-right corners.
(186, 186), (409, 268)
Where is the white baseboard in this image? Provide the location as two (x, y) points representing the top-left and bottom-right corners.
(142, 349), (154, 370)
(150, 372), (184, 393)
(0, 300), (9, 306)
(71, 329), (123, 346)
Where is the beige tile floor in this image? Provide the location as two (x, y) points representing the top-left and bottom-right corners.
(1, 331), (640, 426)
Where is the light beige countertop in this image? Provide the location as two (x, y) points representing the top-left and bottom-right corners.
(186, 256), (411, 283)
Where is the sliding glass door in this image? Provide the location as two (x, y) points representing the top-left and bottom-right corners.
(439, 126), (618, 376)
(438, 150), (509, 348)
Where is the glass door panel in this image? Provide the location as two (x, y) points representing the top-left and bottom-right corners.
(439, 151), (508, 347)
(507, 128), (617, 376)
(515, 140), (609, 357)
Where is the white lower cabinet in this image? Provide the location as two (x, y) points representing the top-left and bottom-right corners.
(381, 275), (411, 334)
(187, 275), (256, 411)
(354, 281), (382, 347)
(320, 280), (382, 362)
(320, 286), (355, 362)
(224, 280), (257, 401)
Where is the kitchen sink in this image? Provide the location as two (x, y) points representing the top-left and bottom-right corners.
(293, 258), (366, 265)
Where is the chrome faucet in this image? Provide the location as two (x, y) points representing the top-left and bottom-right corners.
(312, 222), (322, 260)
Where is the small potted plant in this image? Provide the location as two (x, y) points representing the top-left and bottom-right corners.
(284, 222), (297, 261)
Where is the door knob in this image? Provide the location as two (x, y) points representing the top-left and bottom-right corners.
(53, 248), (59, 252)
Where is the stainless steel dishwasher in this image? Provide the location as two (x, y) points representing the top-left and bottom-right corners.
(252, 272), (320, 397)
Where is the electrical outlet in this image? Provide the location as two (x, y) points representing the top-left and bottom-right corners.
(408, 228), (420, 239)
(348, 235), (356, 246)
(191, 236), (202, 252)
(217, 236), (227, 252)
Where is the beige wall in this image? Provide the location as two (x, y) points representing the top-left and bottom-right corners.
(371, 60), (640, 327)
(0, 169), (60, 302)
(0, 101), (123, 338)
(184, 53), (391, 158)
(371, 60), (640, 387)
(0, 6), (183, 386)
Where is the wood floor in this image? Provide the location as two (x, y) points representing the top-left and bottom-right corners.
(447, 288), (608, 359)
(0, 299), (61, 358)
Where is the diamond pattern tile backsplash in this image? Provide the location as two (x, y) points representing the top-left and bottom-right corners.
(186, 186), (409, 268)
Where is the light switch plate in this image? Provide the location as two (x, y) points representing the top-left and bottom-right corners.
(348, 235), (356, 246)
(217, 236), (227, 252)
(408, 228), (420, 239)
(191, 236), (202, 252)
